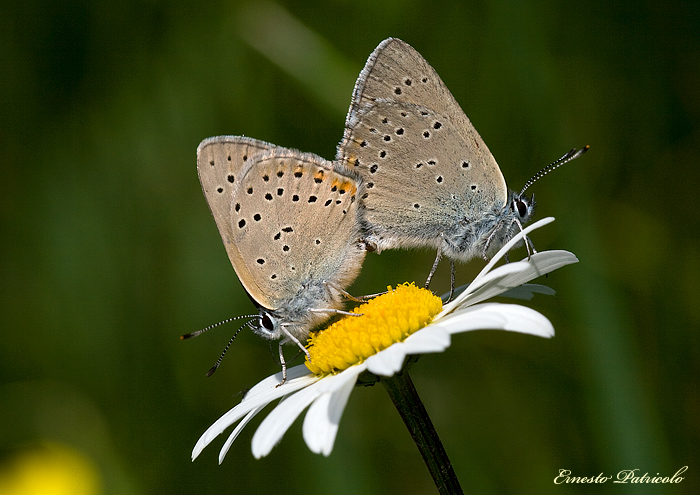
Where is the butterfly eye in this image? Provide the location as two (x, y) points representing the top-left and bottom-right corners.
(514, 198), (529, 219)
(261, 313), (274, 331)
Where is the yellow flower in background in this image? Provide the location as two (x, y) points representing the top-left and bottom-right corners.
(0, 442), (102, 495)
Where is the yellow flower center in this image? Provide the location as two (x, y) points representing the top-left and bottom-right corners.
(305, 283), (443, 376)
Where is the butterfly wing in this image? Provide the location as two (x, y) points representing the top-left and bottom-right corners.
(338, 38), (508, 252)
(230, 148), (366, 310)
(197, 136), (277, 306)
(344, 38), (472, 131)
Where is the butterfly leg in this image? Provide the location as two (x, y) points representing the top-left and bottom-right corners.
(425, 246), (443, 290)
(513, 218), (537, 259)
(279, 327), (311, 359)
(277, 342), (288, 386)
(446, 260), (455, 302)
(483, 225), (501, 260)
(277, 329), (311, 386)
(309, 307), (363, 317)
(277, 328), (314, 386)
(327, 283), (386, 302)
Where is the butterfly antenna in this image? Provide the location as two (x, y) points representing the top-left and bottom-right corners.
(180, 314), (258, 340)
(519, 145), (589, 196)
(205, 318), (260, 377)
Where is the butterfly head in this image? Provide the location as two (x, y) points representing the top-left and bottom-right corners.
(509, 191), (536, 226)
(254, 310), (282, 340)
(250, 285), (339, 343)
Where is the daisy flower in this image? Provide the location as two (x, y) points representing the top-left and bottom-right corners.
(192, 217), (577, 464)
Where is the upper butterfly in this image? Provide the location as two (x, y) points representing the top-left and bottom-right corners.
(338, 38), (586, 288)
(197, 136), (366, 378)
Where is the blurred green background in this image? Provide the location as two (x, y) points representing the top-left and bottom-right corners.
(1, 0), (698, 493)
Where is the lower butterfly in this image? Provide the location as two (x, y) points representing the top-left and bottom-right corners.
(187, 136), (367, 382)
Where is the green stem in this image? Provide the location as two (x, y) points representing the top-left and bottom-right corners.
(382, 371), (464, 495)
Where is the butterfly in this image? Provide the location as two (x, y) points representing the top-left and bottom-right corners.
(338, 38), (587, 295)
(191, 136), (367, 380)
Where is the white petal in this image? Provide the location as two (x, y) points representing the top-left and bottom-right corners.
(303, 394), (334, 454)
(219, 406), (264, 464)
(442, 250), (577, 315)
(470, 260), (531, 290)
(493, 250), (579, 289)
(500, 283), (555, 300)
(192, 371), (317, 460)
(440, 263), (524, 306)
(470, 217), (556, 288)
(402, 326), (452, 354)
(460, 261), (530, 298)
(243, 364), (313, 400)
(366, 343), (408, 376)
(251, 381), (324, 458)
(436, 303), (555, 338)
(303, 368), (362, 456)
(444, 218), (555, 311)
(436, 308), (506, 333)
(468, 250), (576, 305)
(447, 262), (530, 309)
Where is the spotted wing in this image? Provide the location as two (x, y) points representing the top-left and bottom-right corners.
(197, 136), (277, 297)
(230, 148), (366, 309)
(338, 38), (507, 248)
